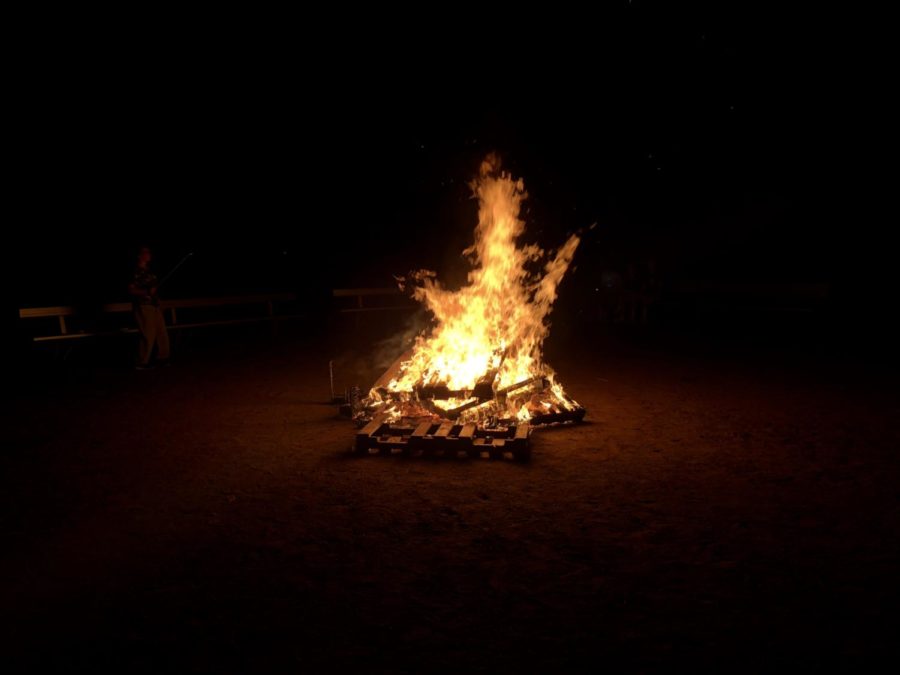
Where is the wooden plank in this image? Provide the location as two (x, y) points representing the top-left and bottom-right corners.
(19, 306), (79, 318)
(434, 422), (454, 438)
(498, 377), (545, 396)
(332, 288), (400, 297)
(511, 424), (531, 461)
(445, 398), (488, 419)
(22, 294), (298, 319)
(453, 423), (474, 454)
(411, 422), (433, 438)
(34, 332), (132, 342)
(357, 416), (385, 438)
(30, 315), (305, 343)
(407, 421), (433, 453)
(355, 415), (385, 453)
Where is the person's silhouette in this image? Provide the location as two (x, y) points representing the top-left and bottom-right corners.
(128, 245), (170, 369)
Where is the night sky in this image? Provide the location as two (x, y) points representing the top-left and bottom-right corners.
(15, 7), (871, 338)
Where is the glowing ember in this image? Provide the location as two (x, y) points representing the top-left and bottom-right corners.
(360, 154), (582, 425)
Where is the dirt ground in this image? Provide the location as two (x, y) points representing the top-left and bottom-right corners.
(3, 326), (899, 672)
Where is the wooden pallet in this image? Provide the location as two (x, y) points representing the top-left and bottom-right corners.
(355, 418), (532, 461)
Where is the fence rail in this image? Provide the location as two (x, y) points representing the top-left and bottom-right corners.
(331, 287), (414, 313)
(20, 288), (416, 343)
(19, 293), (301, 343)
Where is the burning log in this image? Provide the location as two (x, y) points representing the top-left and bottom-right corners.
(529, 407), (586, 425)
(497, 376), (547, 397)
(415, 384), (470, 400)
(471, 348), (507, 400)
(471, 373), (498, 401)
(443, 397), (490, 420)
(416, 350), (506, 402)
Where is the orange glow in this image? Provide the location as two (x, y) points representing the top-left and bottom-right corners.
(365, 155), (580, 424)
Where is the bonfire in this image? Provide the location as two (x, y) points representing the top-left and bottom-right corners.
(357, 155), (584, 428)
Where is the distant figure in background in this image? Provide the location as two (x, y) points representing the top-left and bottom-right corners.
(128, 245), (170, 369)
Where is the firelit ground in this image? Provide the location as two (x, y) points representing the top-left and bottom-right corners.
(3, 329), (898, 672)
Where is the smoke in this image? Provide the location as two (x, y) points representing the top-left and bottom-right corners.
(369, 310), (431, 371)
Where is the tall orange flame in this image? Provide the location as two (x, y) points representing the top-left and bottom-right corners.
(367, 155), (580, 424)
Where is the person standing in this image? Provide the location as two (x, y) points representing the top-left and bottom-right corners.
(128, 245), (170, 369)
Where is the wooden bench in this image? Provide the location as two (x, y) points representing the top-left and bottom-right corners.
(332, 288), (415, 314)
(19, 293), (302, 343)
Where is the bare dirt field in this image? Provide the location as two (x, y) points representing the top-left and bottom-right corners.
(3, 327), (899, 672)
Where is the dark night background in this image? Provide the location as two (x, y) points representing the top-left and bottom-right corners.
(12, 7), (886, 357)
(6, 6), (898, 674)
